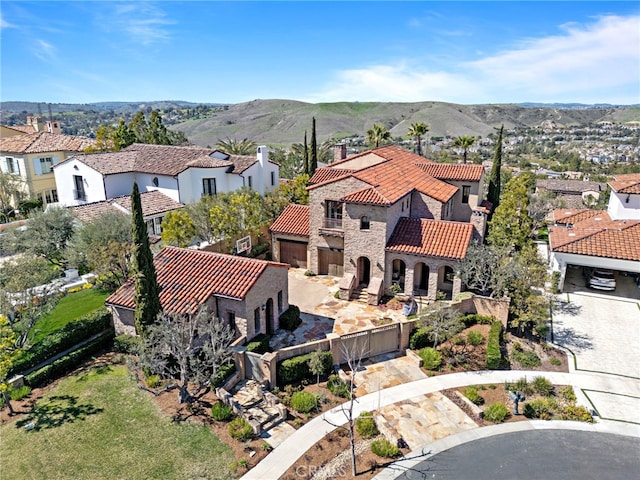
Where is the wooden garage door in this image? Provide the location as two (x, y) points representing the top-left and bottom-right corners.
(318, 249), (344, 277)
(280, 240), (307, 268)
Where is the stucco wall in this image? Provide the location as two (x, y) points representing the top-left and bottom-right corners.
(410, 191), (443, 220)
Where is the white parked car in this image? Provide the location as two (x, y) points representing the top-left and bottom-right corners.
(588, 269), (616, 291)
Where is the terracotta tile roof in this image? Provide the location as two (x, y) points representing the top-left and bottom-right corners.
(307, 146), (459, 205)
(537, 179), (606, 194)
(552, 209), (607, 225)
(549, 220), (640, 262)
(610, 173), (640, 194)
(341, 187), (391, 205)
(386, 218), (474, 259)
(125, 144), (231, 176)
(0, 131), (96, 154)
(61, 151), (139, 175)
(2, 125), (35, 134)
(105, 246), (288, 314)
(269, 204), (310, 237)
(416, 162), (485, 182)
(69, 191), (184, 223)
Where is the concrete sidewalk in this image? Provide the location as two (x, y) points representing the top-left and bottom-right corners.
(240, 370), (640, 480)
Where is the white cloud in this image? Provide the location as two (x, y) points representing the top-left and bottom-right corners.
(108, 2), (174, 46)
(307, 14), (640, 104)
(0, 13), (14, 29)
(33, 39), (57, 63)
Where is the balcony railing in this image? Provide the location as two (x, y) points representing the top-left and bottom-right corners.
(322, 217), (343, 230)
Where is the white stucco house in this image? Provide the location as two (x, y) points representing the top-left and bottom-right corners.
(52, 143), (279, 206)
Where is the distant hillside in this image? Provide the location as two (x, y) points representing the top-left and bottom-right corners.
(172, 99), (640, 147)
(0, 100), (223, 115)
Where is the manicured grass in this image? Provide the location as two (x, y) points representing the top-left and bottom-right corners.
(31, 289), (110, 344)
(0, 364), (234, 480)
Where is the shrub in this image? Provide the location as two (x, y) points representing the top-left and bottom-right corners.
(25, 331), (113, 387)
(532, 376), (554, 396)
(559, 405), (593, 423)
(211, 402), (234, 422)
(113, 334), (140, 354)
(512, 349), (541, 368)
(461, 314), (495, 327)
(334, 290), (340, 299)
(290, 391), (317, 413)
(246, 333), (271, 354)
(452, 336), (465, 346)
(279, 305), (302, 331)
(467, 331), (484, 346)
(523, 397), (557, 419)
(228, 417), (253, 441)
(463, 386), (484, 405)
(9, 385), (31, 401)
(145, 374), (161, 388)
(551, 271), (561, 294)
(212, 362), (236, 389)
(356, 412), (379, 439)
(409, 328), (431, 350)
(418, 347), (442, 371)
(483, 402), (509, 423)
(559, 385), (577, 403)
(327, 375), (350, 398)
(11, 308), (113, 375)
(371, 439), (400, 458)
(304, 270), (316, 276)
(505, 377), (534, 396)
(550, 357), (562, 366)
(485, 321), (503, 369)
(277, 351), (332, 385)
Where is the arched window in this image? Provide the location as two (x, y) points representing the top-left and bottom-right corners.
(360, 216), (370, 230)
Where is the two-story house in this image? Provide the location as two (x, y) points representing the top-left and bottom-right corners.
(0, 130), (96, 208)
(53, 143), (279, 206)
(270, 145), (488, 302)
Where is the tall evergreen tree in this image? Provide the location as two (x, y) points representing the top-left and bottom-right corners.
(114, 118), (136, 150)
(131, 182), (161, 336)
(303, 130), (309, 175)
(310, 117), (318, 175)
(146, 110), (170, 144)
(487, 125), (504, 210)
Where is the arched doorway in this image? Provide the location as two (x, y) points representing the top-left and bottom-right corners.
(437, 265), (455, 299)
(392, 259), (406, 291)
(265, 298), (274, 334)
(357, 257), (371, 286)
(414, 262), (429, 294)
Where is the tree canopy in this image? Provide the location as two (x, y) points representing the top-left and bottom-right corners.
(408, 122), (429, 156)
(452, 135), (476, 164)
(366, 124), (391, 148)
(487, 124), (504, 210)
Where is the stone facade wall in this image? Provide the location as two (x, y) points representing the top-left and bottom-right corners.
(270, 232), (309, 264)
(410, 191), (443, 220)
(308, 177), (368, 272)
(111, 307), (136, 335)
(242, 265), (289, 339)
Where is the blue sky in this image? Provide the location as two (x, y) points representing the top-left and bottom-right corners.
(1, 1), (639, 105)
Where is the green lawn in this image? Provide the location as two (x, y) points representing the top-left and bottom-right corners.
(0, 364), (234, 480)
(31, 288), (110, 344)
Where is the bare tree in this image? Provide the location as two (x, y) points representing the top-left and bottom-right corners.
(137, 307), (235, 403)
(418, 306), (464, 348)
(457, 242), (511, 298)
(322, 338), (368, 476)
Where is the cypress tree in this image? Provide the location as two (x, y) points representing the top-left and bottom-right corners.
(303, 130), (309, 175)
(487, 124), (504, 211)
(310, 117), (318, 175)
(131, 182), (161, 336)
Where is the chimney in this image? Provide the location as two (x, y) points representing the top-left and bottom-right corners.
(256, 145), (268, 167)
(333, 143), (347, 163)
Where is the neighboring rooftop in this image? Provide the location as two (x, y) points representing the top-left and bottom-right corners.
(105, 246), (288, 314)
(386, 218), (474, 259)
(0, 131), (96, 154)
(68, 191), (184, 223)
(536, 179), (606, 194)
(610, 173), (640, 194)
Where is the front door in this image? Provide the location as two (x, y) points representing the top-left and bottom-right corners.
(358, 257), (371, 286)
(266, 298), (274, 334)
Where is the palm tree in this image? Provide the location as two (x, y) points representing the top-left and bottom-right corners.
(408, 122), (430, 156)
(452, 135), (476, 164)
(215, 137), (257, 155)
(366, 124), (391, 148)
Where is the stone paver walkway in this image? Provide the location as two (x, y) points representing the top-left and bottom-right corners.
(353, 354), (428, 397)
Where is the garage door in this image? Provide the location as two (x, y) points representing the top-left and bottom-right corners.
(280, 240), (307, 268)
(318, 248), (343, 277)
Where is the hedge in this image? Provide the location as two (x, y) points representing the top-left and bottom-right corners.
(246, 333), (271, 354)
(485, 321), (503, 369)
(279, 305), (302, 331)
(113, 334), (140, 354)
(409, 328), (431, 350)
(277, 351), (333, 385)
(461, 314), (495, 327)
(24, 330), (114, 387)
(212, 362), (237, 389)
(11, 308), (113, 375)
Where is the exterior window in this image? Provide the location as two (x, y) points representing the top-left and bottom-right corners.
(227, 312), (236, 333)
(462, 185), (471, 204)
(6, 157), (18, 174)
(360, 216), (370, 230)
(277, 290), (283, 314)
(324, 200), (343, 229)
(39, 157), (53, 173)
(248, 176), (253, 189)
(270, 171), (275, 186)
(51, 189), (58, 203)
(73, 175), (86, 200)
(203, 178), (217, 196)
(254, 308), (260, 333)
(444, 266), (455, 283)
(152, 177), (159, 187)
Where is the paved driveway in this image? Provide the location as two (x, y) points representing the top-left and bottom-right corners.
(552, 288), (640, 378)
